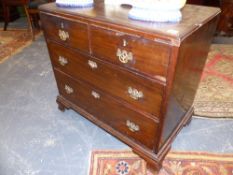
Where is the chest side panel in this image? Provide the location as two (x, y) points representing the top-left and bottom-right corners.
(160, 16), (219, 148)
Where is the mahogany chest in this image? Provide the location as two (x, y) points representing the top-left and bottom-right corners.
(39, 1), (220, 170)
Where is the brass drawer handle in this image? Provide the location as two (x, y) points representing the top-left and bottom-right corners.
(88, 60), (98, 69)
(64, 85), (73, 94)
(58, 56), (68, 66)
(126, 120), (140, 132)
(58, 29), (69, 41)
(128, 87), (144, 100)
(116, 49), (133, 64)
(91, 91), (100, 99)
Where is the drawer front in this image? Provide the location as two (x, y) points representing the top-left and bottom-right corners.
(40, 13), (89, 53)
(54, 69), (158, 149)
(90, 25), (170, 79)
(48, 41), (164, 117)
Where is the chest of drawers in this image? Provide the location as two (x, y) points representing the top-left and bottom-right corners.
(40, 1), (220, 170)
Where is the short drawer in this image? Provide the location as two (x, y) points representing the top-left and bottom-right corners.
(48, 41), (164, 118)
(40, 13), (89, 53)
(54, 69), (159, 149)
(90, 25), (171, 80)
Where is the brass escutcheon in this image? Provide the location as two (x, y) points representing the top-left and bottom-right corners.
(123, 39), (128, 47)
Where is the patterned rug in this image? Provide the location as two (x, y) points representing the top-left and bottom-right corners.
(0, 29), (41, 63)
(89, 150), (233, 175)
(194, 44), (233, 118)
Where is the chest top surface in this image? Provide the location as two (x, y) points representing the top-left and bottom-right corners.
(39, 1), (220, 41)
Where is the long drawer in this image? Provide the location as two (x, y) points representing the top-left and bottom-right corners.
(54, 69), (159, 150)
(40, 13), (89, 53)
(90, 25), (171, 80)
(48, 41), (164, 118)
